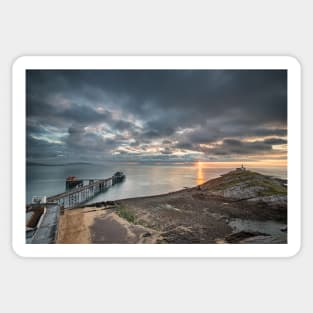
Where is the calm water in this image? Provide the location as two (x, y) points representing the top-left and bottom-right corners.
(228, 219), (286, 236)
(26, 163), (287, 204)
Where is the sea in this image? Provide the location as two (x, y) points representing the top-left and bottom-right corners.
(26, 163), (287, 204)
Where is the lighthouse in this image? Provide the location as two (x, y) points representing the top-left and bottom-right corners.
(236, 164), (246, 171)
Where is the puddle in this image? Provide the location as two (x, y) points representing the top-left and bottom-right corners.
(158, 204), (181, 212)
(215, 239), (226, 244)
(207, 212), (226, 220)
(228, 218), (286, 236)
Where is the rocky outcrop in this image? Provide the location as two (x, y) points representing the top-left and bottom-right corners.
(201, 170), (287, 204)
(247, 195), (287, 204)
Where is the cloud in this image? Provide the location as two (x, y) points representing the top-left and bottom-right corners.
(27, 136), (65, 161)
(263, 138), (287, 145)
(26, 69), (287, 163)
(191, 138), (287, 160)
(160, 147), (173, 155)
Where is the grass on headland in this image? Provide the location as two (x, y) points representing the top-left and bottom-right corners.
(116, 205), (136, 223)
(213, 170), (287, 196)
(257, 181), (287, 196)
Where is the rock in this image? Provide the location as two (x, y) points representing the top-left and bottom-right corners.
(225, 231), (270, 243)
(247, 195), (287, 204)
(161, 226), (199, 243)
(241, 235), (287, 244)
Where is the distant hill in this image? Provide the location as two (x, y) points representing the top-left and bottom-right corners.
(27, 161), (93, 167)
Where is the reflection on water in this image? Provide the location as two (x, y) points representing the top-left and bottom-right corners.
(228, 218), (286, 236)
(196, 162), (205, 185)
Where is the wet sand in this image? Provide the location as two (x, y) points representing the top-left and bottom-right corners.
(57, 207), (159, 244)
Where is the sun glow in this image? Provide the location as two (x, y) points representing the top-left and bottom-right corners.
(196, 161), (205, 185)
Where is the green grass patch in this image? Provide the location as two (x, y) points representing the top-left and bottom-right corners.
(212, 170), (287, 196)
(116, 205), (136, 223)
(257, 180), (287, 196)
(213, 179), (242, 190)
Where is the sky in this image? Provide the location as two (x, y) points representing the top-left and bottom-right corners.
(26, 69), (287, 165)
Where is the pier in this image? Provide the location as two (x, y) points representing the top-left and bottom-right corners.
(26, 172), (125, 243)
(46, 172), (125, 209)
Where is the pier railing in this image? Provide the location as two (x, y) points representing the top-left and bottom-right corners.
(46, 174), (124, 208)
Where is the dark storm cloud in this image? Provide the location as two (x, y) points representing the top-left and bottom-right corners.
(175, 142), (195, 150)
(162, 140), (172, 145)
(184, 127), (222, 144)
(215, 139), (272, 155)
(27, 95), (113, 126)
(263, 138), (287, 145)
(178, 125), (287, 147)
(62, 105), (112, 124)
(26, 69), (287, 162)
(26, 136), (64, 160)
(192, 138), (286, 157)
(27, 69), (287, 122)
(141, 120), (176, 139)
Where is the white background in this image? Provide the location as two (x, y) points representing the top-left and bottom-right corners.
(1, 1), (312, 312)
